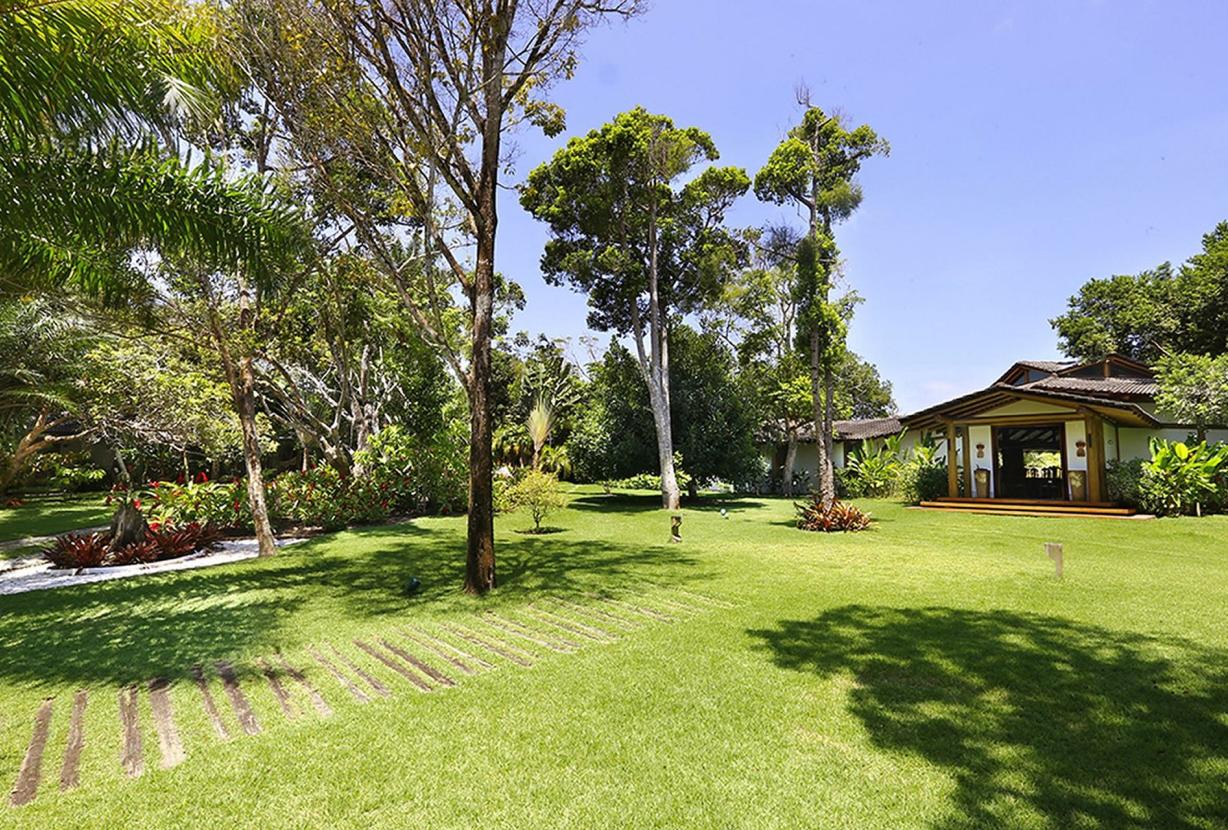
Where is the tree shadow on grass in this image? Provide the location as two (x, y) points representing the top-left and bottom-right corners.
(0, 517), (705, 688)
(569, 491), (769, 515)
(749, 606), (1228, 830)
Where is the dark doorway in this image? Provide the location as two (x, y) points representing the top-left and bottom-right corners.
(995, 424), (1066, 500)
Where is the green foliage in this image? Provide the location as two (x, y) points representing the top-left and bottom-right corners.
(795, 498), (872, 532)
(1052, 221), (1228, 361)
(501, 469), (566, 533)
(355, 424), (468, 514)
(846, 434), (905, 498)
(1139, 439), (1228, 517)
(1155, 353), (1228, 438)
(898, 434), (948, 504)
(1106, 458), (1145, 508)
(267, 467), (387, 530)
(520, 106), (749, 336)
(574, 331), (758, 487)
(136, 477), (250, 528)
(834, 467), (866, 499)
(754, 107), (890, 223)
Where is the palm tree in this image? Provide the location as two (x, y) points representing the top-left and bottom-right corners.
(0, 0), (305, 555)
(0, 0), (302, 298)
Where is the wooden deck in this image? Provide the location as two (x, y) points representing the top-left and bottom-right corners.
(918, 497), (1142, 519)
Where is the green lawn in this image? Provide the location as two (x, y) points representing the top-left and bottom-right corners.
(1, 489), (1225, 829)
(0, 493), (110, 548)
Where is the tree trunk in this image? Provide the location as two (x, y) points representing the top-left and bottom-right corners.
(646, 383), (681, 509)
(457, 14), (514, 595)
(109, 502), (147, 550)
(782, 432), (798, 497)
(235, 355), (278, 557)
(464, 232), (497, 594)
(819, 364), (837, 508)
(203, 276), (277, 558)
(809, 330), (833, 510)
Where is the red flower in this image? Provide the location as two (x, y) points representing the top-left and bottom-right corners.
(196, 471), (209, 483)
(176, 473), (185, 484)
(133, 498), (142, 509)
(233, 500), (241, 511)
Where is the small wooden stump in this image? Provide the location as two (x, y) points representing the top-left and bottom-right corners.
(670, 514), (683, 543)
(1046, 542), (1064, 579)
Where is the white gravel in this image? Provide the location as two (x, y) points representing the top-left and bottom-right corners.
(0, 537), (306, 596)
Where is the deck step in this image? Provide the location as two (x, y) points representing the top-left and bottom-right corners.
(919, 500), (1138, 518)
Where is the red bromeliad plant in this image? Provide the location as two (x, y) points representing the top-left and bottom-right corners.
(795, 497), (873, 533)
(42, 532), (112, 569)
(43, 522), (223, 569)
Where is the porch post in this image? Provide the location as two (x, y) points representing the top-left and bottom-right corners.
(961, 426), (973, 497)
(946, 421), (958, 498)
(1085, 414), (1106, 502)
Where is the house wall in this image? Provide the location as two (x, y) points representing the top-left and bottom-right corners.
(1115, 427), (1228, 461)
(976, 400), (1075, 418)
(967, 424), (994, 497)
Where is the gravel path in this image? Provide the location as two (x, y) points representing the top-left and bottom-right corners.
(0, 538), (306, 596)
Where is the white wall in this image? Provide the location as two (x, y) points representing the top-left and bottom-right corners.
(967, 424), (994, 497)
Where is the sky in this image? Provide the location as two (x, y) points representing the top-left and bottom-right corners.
(493, 0), (1228, 414)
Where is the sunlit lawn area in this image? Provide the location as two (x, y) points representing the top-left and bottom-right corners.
(0, 494), (110, 550)
(1, 488), (1226, 828)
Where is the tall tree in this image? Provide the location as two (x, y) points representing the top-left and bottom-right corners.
(521, 107), (749, 509)
(241, 0), (639, 593)
(754, 104), (888, 508)
(1155, 353), (1228, 442)
(1052, 221), (1228, 361)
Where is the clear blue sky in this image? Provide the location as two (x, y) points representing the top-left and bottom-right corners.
(495, 0), (1228, 414)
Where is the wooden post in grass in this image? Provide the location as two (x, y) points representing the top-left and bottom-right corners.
(670, 515), (683, 543)
(1046, 542), (1063, 579)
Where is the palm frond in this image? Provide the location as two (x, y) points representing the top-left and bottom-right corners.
(0, 0), (226, 144)
(0, 143), (308, 296)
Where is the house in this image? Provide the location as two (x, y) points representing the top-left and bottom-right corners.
(766, 355), (1228, 510)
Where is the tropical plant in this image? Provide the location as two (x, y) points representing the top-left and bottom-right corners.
(1106, 458), (1146, 508)
(795, 497), (872, 533)
(42, 532), (112, 570)
(898, 433), (947, 504)
(847, 434), (904, 498)
(502, 470), (566, 533)
(526, 398), (556, 470)
(1140, 439), (1228, 517)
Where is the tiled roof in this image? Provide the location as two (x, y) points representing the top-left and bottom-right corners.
(1016, 359), (1078, 373)
(790, 417), (903, 443)
(1022, 375), (1158, 398)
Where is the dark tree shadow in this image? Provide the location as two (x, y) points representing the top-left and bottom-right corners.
(749, 606), (1228, 830)
(0, 518), (705, 687)
(568, 491), (769, 514)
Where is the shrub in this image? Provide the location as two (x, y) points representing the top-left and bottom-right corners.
(42, 532), (111, 569)
(268, 466), (388, 530)
(1106, 458), (1145, 508)
(354, 424), (468, 514)
(846, 438), (902, 498)
(835, 467), (867, 499)
(899, 459), (947, 504)
(795, 497), (872, 533)
(136, 477), (251, 529)
(502, 469), (566, 532)
(1139, 439), (1228, 516)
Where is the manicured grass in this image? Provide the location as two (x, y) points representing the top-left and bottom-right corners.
(0, 493), (110, 549)
(1, 488), (1226, 828)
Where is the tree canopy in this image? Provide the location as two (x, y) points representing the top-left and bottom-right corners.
(1052, 221), (1228, 361)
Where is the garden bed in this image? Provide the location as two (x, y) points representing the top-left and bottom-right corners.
(0, 536), (306, 596)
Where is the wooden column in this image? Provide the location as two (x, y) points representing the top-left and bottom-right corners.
(961, 426), (973, 497)
(946, 421), (958, 498)
(1085, 415), (1106, 502)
